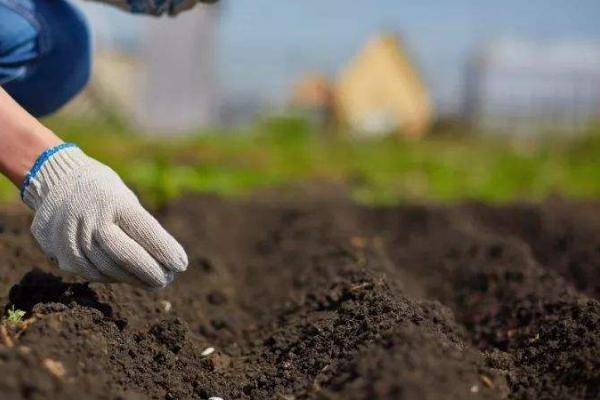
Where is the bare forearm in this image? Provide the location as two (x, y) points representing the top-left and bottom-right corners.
(0, 87), (62, 187)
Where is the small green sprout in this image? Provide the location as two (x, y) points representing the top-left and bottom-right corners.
(6, 306), (26, 324)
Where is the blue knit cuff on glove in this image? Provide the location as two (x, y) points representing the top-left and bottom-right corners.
(20, 143), (78, 200)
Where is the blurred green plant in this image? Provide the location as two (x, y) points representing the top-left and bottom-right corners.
(0, 113), (599, 207)
(6, 305), (26, 324)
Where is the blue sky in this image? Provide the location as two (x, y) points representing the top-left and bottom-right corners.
(81, 0), (600, 112)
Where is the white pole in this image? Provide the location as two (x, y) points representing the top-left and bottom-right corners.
(135, 6), (220, 135)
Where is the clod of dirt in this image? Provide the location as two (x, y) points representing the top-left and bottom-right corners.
(6, 269), (113, 318)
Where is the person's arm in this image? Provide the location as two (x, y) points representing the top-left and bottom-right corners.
(0, 88), (62, 186)
(0, 87), (188, 288)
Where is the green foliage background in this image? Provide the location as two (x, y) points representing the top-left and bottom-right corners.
(2, 114), (600, 206)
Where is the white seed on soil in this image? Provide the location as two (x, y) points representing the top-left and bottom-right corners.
(160, 300), (172, 313)
(208, 397), (223, 400)
(470, 384), (479, 393)
(201, 347), (215, 357)
(43, 358), (66, 378)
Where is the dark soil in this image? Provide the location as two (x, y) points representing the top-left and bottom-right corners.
(0, 191), (599, 400)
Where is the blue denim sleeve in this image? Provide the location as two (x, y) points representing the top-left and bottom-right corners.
(0, 3), (40, 84)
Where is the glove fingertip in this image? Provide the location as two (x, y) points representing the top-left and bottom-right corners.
(145, 270), (176, 291)
(162, 247), (189, 273)
(174, 251), (189, 272)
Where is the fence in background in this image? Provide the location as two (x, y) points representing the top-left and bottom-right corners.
(464, 40), (600, 136)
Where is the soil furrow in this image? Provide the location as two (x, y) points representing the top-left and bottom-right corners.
(0, 195), (597, 399)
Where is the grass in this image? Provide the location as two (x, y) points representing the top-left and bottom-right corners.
(6, 306), (26, 324)
(0, 113), (599, 207)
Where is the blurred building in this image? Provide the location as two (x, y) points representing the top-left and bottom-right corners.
(290, 73), (335, 129)
(335, 34), (433, 138)
(64, 5), (221, 135)
(464, 40), (600, 136)
(61, 51), (139, 120)
(135, 7), (221, 134)
(290, 34), (433, 138)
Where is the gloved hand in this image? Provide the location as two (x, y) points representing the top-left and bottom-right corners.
(21, 143), (188, 289)
(100, 0), (218, 16)
(168, 0), (219, 16)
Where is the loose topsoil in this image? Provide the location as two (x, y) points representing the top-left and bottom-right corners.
(0, 188), (599, 400)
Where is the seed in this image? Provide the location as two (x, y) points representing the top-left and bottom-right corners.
(208, 397), (223, 400)
(480, 374), (494, 388)
(160, 300), (172, 313)
(201, 347), (215, 357)
(43, 358), (66, 379)
(470, 384), (479, 393)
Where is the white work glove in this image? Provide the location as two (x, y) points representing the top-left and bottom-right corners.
(21, 143), (188, 289)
